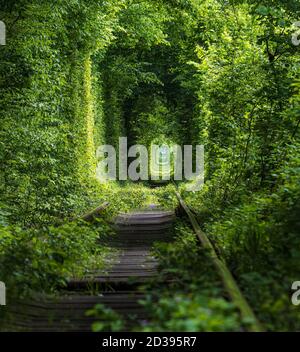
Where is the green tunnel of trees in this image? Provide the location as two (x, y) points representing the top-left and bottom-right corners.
(0, 0), (300, 331)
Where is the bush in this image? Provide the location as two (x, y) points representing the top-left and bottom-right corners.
(0, 219), (111, 298)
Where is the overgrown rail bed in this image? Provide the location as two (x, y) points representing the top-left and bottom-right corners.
(2, 192), (263, 332)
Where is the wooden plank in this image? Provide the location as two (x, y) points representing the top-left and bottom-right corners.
(113, 224), (174, 231)
(117, 210), (175, 216)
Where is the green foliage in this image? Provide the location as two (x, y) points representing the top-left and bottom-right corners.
(86, 303), (124, 332)
(98, 183), (178, 219)
(141, 294), (241, 332)
(0, 220), (110, 296)
(0, 1), (119, 225)
(139, 221), (244, 332)
(131, 96), (180, 147)
(203, 144), (300, 330)
(181, 0), (300, 329)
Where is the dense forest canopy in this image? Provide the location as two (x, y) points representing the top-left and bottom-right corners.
(0, 0), (300, 331)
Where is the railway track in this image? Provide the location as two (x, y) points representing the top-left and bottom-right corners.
(2, 192), (263, 332)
